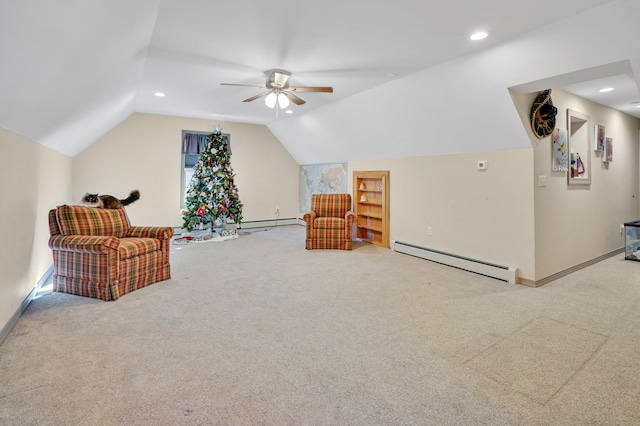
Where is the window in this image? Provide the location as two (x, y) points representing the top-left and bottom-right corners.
(181, 130), (231, 208)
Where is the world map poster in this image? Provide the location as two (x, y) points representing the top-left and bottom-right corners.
(299, 163), (348, 212)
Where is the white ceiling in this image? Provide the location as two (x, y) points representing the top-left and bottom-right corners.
(1, 0), (637, 157)
(560, 74), (640, 117)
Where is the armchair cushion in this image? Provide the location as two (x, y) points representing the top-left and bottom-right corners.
(48, 205), (173, 301)
(314, 217), (347, 230)
(312, 193), (351, 218)
(56, 204), (130, 237)
(119, 238), (161, 259)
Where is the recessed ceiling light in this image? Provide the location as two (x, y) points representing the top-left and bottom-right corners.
(636, 105), (640, 108)
(285, 110), (293, 114)
(598, 87), (614, 93)
(470, 32), (488, 41)
(154, 92), (166, 97)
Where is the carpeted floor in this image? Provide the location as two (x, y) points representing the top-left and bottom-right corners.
(1, 225), (639, 425)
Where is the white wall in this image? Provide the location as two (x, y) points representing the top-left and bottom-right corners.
(0, 128), (72, 334)
(528, 90), (639, 281)
(346, 89), (639, 284)
(73, 113), (300, 227)
(349, 149), (535, 280)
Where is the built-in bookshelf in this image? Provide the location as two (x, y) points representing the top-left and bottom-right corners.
(353, 170), (389, 248)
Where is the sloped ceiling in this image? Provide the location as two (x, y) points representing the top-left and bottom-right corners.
(1, 0), (638, 160)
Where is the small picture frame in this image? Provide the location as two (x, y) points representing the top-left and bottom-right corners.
(604, 137), (613, 162)
(595, 125), (605, 151)
(552, 127), (568, 172)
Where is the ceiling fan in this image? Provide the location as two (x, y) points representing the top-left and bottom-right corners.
(221, 70), (333, 109)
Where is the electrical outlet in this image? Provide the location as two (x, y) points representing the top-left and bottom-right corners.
(427, 226), (432, 236)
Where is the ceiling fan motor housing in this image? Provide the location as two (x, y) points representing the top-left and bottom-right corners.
(266, 70), (290, 89)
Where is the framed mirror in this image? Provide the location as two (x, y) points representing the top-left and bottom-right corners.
(567, 109), (591, 185)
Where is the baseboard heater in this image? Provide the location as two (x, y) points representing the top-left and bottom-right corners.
(174, 218), (298, 234)
(392, 240), (518, 284)
(240, 218), (298, 229)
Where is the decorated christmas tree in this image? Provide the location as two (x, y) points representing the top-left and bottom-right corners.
(182, 126), (243, 231)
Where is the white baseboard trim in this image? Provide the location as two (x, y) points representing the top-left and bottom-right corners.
(240, 218), (298, 229)
(519, 248), (623, 287)
(0, 289), (35, 346)
(174, 218), (301, 235)
(0, 265), (53, 347)
(392, 240), (518, 284)
(36, 265), (55, 294)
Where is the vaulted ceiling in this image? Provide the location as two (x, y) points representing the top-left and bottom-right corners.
(1, 0), (638, 159)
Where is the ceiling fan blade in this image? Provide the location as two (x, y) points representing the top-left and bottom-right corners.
(242, 92), (271, 102)
(283, 92), (306, 105)
(289, 86), (334, 93)
(221, 83), (264, 88)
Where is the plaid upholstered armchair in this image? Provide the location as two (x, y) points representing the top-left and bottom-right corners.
(303, 194), (356, 250)
(48, 205), (173, 301)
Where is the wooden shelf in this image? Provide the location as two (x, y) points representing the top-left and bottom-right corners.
(353, 170), (389, 248)
(358, 213), (383, 219)
(359, 238), (378, 244)
(357, 224), (382, 233)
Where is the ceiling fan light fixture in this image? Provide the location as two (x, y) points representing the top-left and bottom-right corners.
(277, 93), (290, 108)
(265, 92), (277, 108)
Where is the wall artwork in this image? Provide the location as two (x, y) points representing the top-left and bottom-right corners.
(552, 127), (568, 172)
(299, 163), (347, 212)
(531, 89), (557, 139)
(604, 137), (613, 162)
(567, 109), (591, 185)
(595, 124), (605, 151)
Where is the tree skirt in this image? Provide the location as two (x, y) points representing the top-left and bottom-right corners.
(172, 229), (237, 244)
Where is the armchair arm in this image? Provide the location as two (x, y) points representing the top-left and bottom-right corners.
(127, 226), (174, 240)
(48, 235), (120, 254)
(303, 211), (316, 239)
(345, 211), (356, 231)
(302, 211), (316, 227)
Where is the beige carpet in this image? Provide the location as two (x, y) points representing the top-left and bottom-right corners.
(1, 225), (640, 425)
